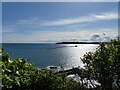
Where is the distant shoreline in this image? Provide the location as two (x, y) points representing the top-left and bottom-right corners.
(1, 42), (108, 44)
(56, 42), (108, 44)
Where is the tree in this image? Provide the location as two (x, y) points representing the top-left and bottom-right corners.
(81, 39), (120, 89)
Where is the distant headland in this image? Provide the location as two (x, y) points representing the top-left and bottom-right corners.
(56, 42), (108, 44)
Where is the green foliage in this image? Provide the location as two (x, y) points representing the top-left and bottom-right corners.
(1, 49), (84, 90)
(81, 39), (120, 89)
(2, 39), (119, 90)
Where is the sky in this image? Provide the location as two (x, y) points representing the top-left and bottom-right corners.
(2, 2), (118, 43)
(1, 0), (120, 2)
(0, 2), (2, 43)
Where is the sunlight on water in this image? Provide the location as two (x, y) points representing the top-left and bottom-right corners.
(56, 44), (98, 69)
(3, 43), (98, 69)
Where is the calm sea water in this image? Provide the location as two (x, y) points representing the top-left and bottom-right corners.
(2, 43), (98, 69)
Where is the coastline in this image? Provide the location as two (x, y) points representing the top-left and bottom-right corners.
(56, 42), (108, 44)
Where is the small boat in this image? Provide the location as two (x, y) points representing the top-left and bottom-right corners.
(47, 66), (58, 69)
(75, 45), (77, 47)
(49, 66), (58, 69)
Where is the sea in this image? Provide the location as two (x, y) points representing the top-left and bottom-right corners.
(2, 43), (98, 69)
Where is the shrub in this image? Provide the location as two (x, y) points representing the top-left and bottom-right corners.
(81, 39), (120, 89)
(1, 49), (84, 90)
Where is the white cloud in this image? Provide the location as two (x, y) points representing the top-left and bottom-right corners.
(90, 34), (101, 41)
(41, 17), (94, 26)
(17, 12), (118, 26)
(90, 33), (111, 42)
(42, 12), (117, 26)
(3, 28), (118, 43)
(92, 12), (118, 20)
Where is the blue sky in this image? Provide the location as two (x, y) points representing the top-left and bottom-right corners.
(2, 0), (120, 2)
(2, 2), (118, 43)
(0, 2), (1, 43)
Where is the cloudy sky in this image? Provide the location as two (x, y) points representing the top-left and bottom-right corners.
(2, 2), (118, 43)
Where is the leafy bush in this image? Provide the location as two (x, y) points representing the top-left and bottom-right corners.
(1, 49), (84, 90)
(2, 39), (119, 90)
(81, 39), (120, 89)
